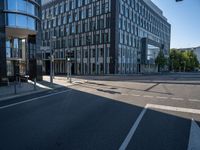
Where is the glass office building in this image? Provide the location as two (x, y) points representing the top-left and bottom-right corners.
(0, 0), (42, 83)
(41, 0), (170, 75)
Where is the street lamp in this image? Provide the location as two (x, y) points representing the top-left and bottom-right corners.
(46, 14), (56, 85)
(50, 36), (56, 85)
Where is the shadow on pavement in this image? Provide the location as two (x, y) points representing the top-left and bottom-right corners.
(0, 85), (199, 150)
(84, 82), (173, 95)
(96, 89), (121, 94)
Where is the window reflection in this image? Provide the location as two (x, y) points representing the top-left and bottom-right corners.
(16, 14), (27, 28)
(6, 0), (37, 16)
(7, 13), (16, 26)
(17, 0), (26, 12)
(28, 17), (35, 30)
(147, 44), (159, 64)
(6, 38), (25, 59)
(7, 0), (17, 11)
(27, 2), (35, 15)
(6, 40), (11, 58)
(7, 13), (36, 30)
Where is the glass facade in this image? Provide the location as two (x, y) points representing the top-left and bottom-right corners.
(7, 13), (36, 30)
(5, 0), (39, 30)
(6, 0), (37, 16)
(0, 0), (42, 81)
(42, 0), (111, 75)
(6, 38), (26, 76)
(41, 0), (170, 75)
(118, 0), (170, 73)
(6, 38), (26, 59)
(147, 44), (159, 64)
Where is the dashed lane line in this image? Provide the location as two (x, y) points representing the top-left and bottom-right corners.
(143, 95), (154, 98)
(156, 96), (168, 99)
(189, 99), (200, 102)
(171, 97), (184, 101)
(132, 94), (141, 97)
(122, 93), (200, 103)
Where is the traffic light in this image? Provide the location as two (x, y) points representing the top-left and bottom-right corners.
(66, 51), (75, 62)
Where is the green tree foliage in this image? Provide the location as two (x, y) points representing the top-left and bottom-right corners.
(155, 50), (167, 72)
(169, 49), (199, 72)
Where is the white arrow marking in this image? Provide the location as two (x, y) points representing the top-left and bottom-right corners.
(187, 119), (200, 150)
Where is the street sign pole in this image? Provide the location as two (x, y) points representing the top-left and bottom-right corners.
(67, 61), (69, 80)
(69, 62), (72, 83)
(50, 55), (53, 85)
(66, 52), (74, 83)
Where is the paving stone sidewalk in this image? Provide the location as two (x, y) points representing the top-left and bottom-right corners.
(0, 76), (87, 101)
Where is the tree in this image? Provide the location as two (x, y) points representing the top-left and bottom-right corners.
(169, 49), (199, 72)
(155, 50), (167, 72)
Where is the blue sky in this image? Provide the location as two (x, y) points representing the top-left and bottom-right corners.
(151, 0), (200, 48)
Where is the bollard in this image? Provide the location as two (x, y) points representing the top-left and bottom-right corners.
(69, 62), (72, 83)
(19, 77), (21, 87)
(7, 79), (10, 86)
(34, 78), (36, 91)
(14, 81), (17, 94)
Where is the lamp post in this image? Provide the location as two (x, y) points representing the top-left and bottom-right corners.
(46, 14), (56, 85)
(50, 35), (56, 85)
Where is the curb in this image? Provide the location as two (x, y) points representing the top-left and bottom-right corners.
(0, 80), (87, 102)
(0, 89), (50, 102)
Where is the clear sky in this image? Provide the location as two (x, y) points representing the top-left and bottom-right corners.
(151, 0), (200, 48)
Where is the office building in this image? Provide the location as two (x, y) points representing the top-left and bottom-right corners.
(0, 0), (42, 83)
(41, 0), (171, 75)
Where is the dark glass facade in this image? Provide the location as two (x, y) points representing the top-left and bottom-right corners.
(0, 0), (42, 83)
(41, 0), (170, 75)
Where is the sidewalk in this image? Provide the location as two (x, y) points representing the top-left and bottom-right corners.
(0, 76), (87, 101)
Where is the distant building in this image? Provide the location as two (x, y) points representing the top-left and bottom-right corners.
(0, 0), (42, 83)
(41, 0), (171, 75)
(177, 46), (200, 63)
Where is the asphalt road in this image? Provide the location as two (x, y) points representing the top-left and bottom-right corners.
(0, 73), (200, 150)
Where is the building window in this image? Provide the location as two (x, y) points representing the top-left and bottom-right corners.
(27, 17), (36, 30)
(7, 13), (16, 26)
(58, 16), (61, 26)
(60, 3), (64, 13)
(27, 2), (35, 15)
(16, 14), (27, 28)
(63, 15), (67, 24)
(6, 40), (11, 58)
(82, 7), (86, 19)
(17, 0), (26, 12)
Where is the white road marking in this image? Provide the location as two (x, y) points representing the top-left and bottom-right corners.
(119, 103), (200, 150)
(156, 96), (168, 99)
(146, 104), (200, 115)
(187, 119), (200, 150)
(132, 94), (141, 97)
(143, 95), (154, 98)
(189, 99), (200, 102)
(171, 97), (184, 101)
(0, 89), (71, 110)
(119, 105), (148, 150)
